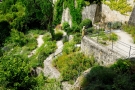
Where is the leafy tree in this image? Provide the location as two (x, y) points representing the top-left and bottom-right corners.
(0, 20), (10, 46)
(0, 52), (37, 90)
(22, 0), (54, 38)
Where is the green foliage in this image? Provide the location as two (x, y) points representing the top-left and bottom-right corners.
(55, 31), (63, 41)
(53, 52), (95, 82)
(104, 0), (132, 14)
(0, 20), (10, 46)
(80, 19), (92, 29)
(62, 22), (70, 30)
(30, 33), (56, 67)
(22, 0), (53, 29)
(5, 29), (27, 46)
(71, 23), (81, 33)
(62, 22), (71, 34)
(81, 59), (135, 90)
(73, 33), (82, 44)
(53, 0), (64, 25)
(109, 32), (118, 41)
(54, 0), (85, 26)
(62, 41), (76, 54)
(107, 21), (122, 29)
(0, 53), (37, 90)
(111, 59), (131, 73)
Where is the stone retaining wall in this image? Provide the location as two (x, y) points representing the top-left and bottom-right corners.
(81, 36), (124, 66)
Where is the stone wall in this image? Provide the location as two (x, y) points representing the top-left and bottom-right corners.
(128, 6), (135, 26)
(81, 36), (124, 66)
(82, 4), (99, 23)
(61, 8), (72, 27)
(102, 4), (130, 23)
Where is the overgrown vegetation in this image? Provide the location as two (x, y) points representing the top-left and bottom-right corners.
(53, 41), (96, 84)
(30, 32), (57, 68)
(81, 59), (135, 90)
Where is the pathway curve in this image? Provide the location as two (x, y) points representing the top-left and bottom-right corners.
(28, 35), (44, 57)
(107, 30), (135, 58)
(43, 40), (63, 79)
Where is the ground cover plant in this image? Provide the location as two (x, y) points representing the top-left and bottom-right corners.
(53, 41), (95, 84)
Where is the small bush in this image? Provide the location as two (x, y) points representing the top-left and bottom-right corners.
(53, 52), (95, 82)
(109, 33), (118, 41)
(62, 35), (69, 43)
(62, 22), (70, 30)
(73, 33), (81, 44)
(71, 23), (80, 33)
(80, 19), (92, 29)
(55, 31), (63, 40)
(62, 41), (76, 54)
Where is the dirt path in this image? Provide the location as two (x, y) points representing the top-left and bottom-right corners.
(107, 30), (135, 58)
(28, 35), (44, 57)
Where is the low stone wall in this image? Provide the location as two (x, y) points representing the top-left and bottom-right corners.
(81, 36), (124, 66)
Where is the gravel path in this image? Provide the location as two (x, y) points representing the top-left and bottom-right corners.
(107, 30), (135, 58)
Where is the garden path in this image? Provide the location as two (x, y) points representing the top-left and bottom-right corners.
(107, 30), (135, 58)
(28, 35), (44, 57)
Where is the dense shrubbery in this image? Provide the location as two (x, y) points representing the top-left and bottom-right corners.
(74, 33), (82, 44)
(0, 20), (10, 46)
(53, 41), (95, 83)
(81, 59), (135, 90)
(80, 19), (92, 29)
(53, 52), (95, 83)
(55, 31), (63, 41)
(0, 52), (37, 90)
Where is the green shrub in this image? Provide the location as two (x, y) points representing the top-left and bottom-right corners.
(53, 52), (95, 82)
(37, 40), (56, 67)
(73, 33), (81, 44)
(0, 20), (10, 46)
(71, 23), (80, 33)
(86, 27), (94, 34)
(80, 19), (92, 29)
(62, 41), (76, 54)
(81, 59), (135, 90)
(62, 22), (70, 30)
(111, 21), (122, 29)
(62, 35), (69, 43)
(109, 32), (118, 41)
(55, 31), (63, 41)
(4, 29), (27, 46)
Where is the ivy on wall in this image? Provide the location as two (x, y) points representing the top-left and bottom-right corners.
(53, 0), (85, 26)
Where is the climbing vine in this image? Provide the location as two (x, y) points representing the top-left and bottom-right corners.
(53, 0), (85, 26)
